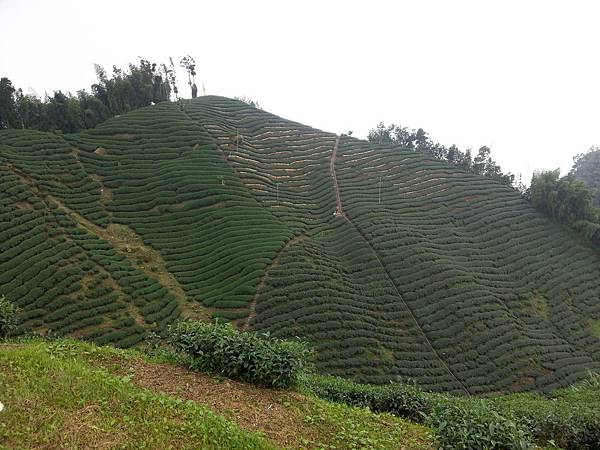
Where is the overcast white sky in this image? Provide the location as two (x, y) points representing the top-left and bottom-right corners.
(1, 0), (599, 182)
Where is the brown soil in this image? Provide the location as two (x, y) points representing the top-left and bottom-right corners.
(94, 147), (107, 155)
(14, 202), (33, 210)
(112, 133), (136, 140)
(96, 356), (317, 449)
(329, 136), (345, 218)
(90, 174), (112, 205)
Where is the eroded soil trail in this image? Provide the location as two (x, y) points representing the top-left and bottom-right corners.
(85, 352), (432, 450)
(330, 136), (345, 217)
(244, 234), (307, 330)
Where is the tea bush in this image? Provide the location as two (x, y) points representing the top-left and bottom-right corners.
(425, 399), (532, 450)
(302, 373), (600, 449)
(302, 374), (430, 421)
(0, 295), (20, 337)
(166, 320), (312, 388)
(488, 376), (600, 450)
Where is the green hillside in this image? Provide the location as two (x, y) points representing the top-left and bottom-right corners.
(1, 96), (599, 394)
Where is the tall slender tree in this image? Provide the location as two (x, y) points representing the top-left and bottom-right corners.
(180, 55), (197, 98)
(0, 77), (17, 128)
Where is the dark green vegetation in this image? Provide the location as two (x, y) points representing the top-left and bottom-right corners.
(368, 122), (515, 185)
(528, 170), (600, 248)
(0, 339), (433, 449)
(305, 372), (600, 449)
(1, 96), (600, 396)
(166, 320), (311, 388)
(571, 146), (600, 207)
(0, 58), (176, 132)
(0, 296), (19, 337)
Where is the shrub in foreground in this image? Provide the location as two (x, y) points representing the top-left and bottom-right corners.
(303, 372), (600, 449)
(0, 295), (20, 338)
(166, 320), (312, 388)
(489, 376), (600, 450)
(425, 399), (532, 450)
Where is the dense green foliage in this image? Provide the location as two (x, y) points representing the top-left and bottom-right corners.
(303, 372), (600, 449)
(0, 295), (19, 337)
(302, 374), (430, 421)
(529, 169), (600, 247)
(304, 375), (532, 449)
(425, 400), (531, 450)
(368, 122), (515, 185)
(571, 146), (600, 206)
(0, 59), (172, 133)
(167, 320), (312, 388)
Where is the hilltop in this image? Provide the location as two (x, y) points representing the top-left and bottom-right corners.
(1, 96), (599, 394)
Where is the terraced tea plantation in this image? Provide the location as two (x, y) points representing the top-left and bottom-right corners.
(1, 96), (599, 394)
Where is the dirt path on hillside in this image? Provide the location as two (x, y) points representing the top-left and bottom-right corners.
(329, 135), (345, 218)
(243, 234), (307, 330)
(49, 196), (210, 322)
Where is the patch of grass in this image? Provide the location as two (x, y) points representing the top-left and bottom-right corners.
(589, 319), (600, 338)
(523, 294), (550, 320)
(0, 339), (435, 449)
(0, 340), (272, 449)
(292, 396), (434, 450)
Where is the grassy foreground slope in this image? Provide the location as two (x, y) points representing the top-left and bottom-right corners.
(1, 96), (600, 394)
(0, 339), (433, 449)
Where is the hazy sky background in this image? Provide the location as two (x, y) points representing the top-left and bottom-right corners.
(1, 0), (599, 182)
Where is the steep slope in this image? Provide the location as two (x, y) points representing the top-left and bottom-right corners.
(183, 97), (600, 393)
(1, 96), (599, 394)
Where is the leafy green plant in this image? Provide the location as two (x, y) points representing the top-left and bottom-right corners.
(166, 320), (312, 388)
(302, 373), (600, 449)
(489, 380), (600, 450)
(301, 374), (431, 421)
(425, 399), (533, 450)
(0, 295), (20, 338)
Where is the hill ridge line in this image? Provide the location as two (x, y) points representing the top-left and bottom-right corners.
(329, 135), (471, 395)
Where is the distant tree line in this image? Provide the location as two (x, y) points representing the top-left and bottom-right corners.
(0, 56), (200, 134)
(367, 122), (515, 186)
(234, 96), (262, 109)
(527, 150), (600, 248)
(570, 146), (600, 207)
(368, 122), (600, 249)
